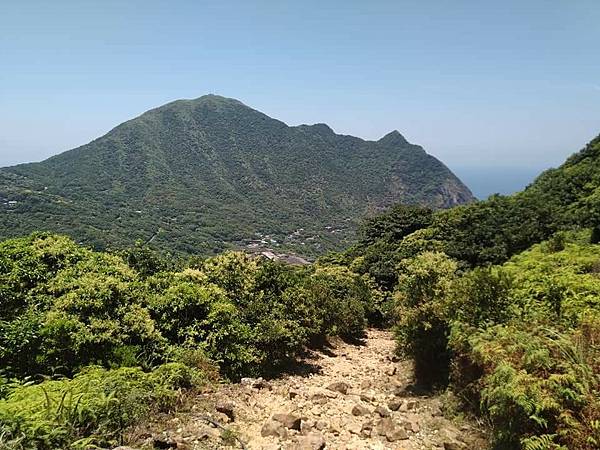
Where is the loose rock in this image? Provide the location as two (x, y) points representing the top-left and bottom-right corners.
(144, 329), (489, 450)
(403, 418), (420, 433)
(360, 421), (374, 438)
(215, 401), (235, 421)
(375, 405), (391, 417)
(153, 436), (177, 449)
(327, 381), (350, 395)
(375, 417), (395, 436)
(388, 399), (402, 411)
(444, 442), (466, 450)
(261, 420), (288, 438)
(386, 427), (409, 442)
(292, 431), (326, 450)
(352, 404), (371, 416)
(315, 419), (328, 430)
(254, 377), (272, 390)
(310, 392), (328, 405)
(272, 412), (302, 430)
(360, 390), (376, 402)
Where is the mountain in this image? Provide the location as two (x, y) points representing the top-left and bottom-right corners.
(346, 133), (600, 290)
(0, 95), (473, 256)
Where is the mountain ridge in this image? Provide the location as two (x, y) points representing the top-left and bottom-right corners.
(0, 94), (473, 255)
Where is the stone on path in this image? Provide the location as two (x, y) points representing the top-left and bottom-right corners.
(241, 377), (272, 390)
(375, 417), (395, 436)
(360, 390), (376, 402)
(386, 427), (409, 442)
(406, 399), (418, 410)
(291, 432), (326, 450)
(152, 436), (178, 449)
(375, 417), (409, 442)
(215, 401), (235, 421)
(272, 412), (302, 430)
(327, 381), (350, 395)
(261, 420), (288, 438)
(310, 392), (329, 404)
(352, 404), (371, 416)
(388, 398), (402, 411)
(360, 420), (374, 438)
(150, 330), (488, 450)
(301, 419), (315, 433)
(403, 417), (420, 433)
(375, 405), (390, 417)
(315, 419), (328, 430)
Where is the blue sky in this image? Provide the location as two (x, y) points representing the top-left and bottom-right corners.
(1, 0), (599, 197)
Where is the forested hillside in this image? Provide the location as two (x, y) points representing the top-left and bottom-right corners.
(337, 134), (600, 449)
(0, 95), (473, 257)
(341, 134), (600, 289)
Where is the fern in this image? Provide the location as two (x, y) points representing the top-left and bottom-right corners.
(522, 434), (567, 450)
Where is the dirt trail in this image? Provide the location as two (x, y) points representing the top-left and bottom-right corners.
(136, 330), (487, 450)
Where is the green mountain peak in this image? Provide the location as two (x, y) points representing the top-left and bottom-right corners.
(0, 95), (474, 256)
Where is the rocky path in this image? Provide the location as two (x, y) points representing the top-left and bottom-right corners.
(135, 329), (488, 450)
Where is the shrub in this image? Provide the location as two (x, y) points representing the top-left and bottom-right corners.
(0, 235), (374, 384)
(450, 267), (514, 328)
(546, 232), (567, 253)
(591, 226), (600, 244)
(0, 234), (85, 321)
(450, 321), (599, 450)
(309, 265), (372, 339)
(393, 252), (457, 386)
(448, 237), (600, 449)
(0, 364), (203, 450)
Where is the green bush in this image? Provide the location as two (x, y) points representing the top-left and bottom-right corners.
(448, 237), (600, 449)
(149, 255), (373, 379)
(450, 320), (599, 450)
(387, 235), (600, 449)
(308, 265), (372, 339)
(393, 252), (457, 386)
(450, 266), (514, 328)
(0, 233), (374, 385)
(0, 363), (203, 450)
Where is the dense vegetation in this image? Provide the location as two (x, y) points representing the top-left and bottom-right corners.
(345, 134), (600, 290)
(339, 135), (600, 449)
(0, 233), (375, 448)
(390, 236), (600, 449)
(0, 95), (472, 258)
(2, 98), (599, 449)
